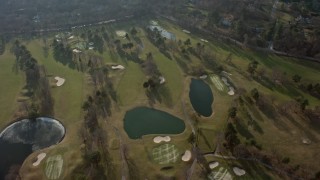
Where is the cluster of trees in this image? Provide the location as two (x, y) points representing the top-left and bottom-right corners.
(73, 57), (118, 179)
(12, 41), (40, 90)
(223, 123), (240, 153)
(146, 27), (172, 59)
(299, 83), (320, 99)
(12, 40), (54, 117)
(142, 52), (162, 89)
(88, 34), (104, 53)
(223, 87), (320, 179)
(52, 40), (74, 68)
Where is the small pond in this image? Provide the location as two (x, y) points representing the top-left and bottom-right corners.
(124, 107), (185, 139)
(189, 78), (214, 117)
(0, 117), (65, 179)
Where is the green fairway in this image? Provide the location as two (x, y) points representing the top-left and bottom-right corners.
(139, 29), (184, 106)
(26, 40), (87, 124)
(116, 61), (145, 106)
(0, 46), (24, 127)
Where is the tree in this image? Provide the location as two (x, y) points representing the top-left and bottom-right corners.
(184, 38), (191, 46)
(28, 103), (39, 121)
(130, 27), (138, 36)
(224, 123), (240, 152)
(228, 107), (237, 119)
(292, 74), (302, 83)
(251, 88), (260, 101)
(143, 82), (149, 88)
(247, 60), (259, 76)
(125, 33), (130, 40)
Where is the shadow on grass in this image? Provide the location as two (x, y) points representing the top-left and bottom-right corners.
(235, 118), (254, 140)
(283, 112), (319, 143)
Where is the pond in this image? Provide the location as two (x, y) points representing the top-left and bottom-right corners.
(189, 78), (214, 117)
(0, 117), (65, 179)
(124, 107), (185, 139)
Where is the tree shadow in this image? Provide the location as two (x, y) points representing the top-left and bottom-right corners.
(283, 112), (319, 143)
(158, 85), (173, 108)
(235, 118), (254, 140)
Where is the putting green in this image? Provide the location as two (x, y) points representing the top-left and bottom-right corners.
(45, 154), (64, 180)
(152, 143), (180, 165)
(210, 75), (226, 92)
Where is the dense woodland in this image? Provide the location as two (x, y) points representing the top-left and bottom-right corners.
(1, 0), (320, 58)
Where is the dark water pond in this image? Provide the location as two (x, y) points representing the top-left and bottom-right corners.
(189, 78), (213, 117)
(124, 107), (185, 139)
(0, 117), (65, 179)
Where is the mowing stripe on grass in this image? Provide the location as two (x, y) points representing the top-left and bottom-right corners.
(152, 144), (179, 164)
(45, 155), (63, 180)
(210, 75), (225, 92)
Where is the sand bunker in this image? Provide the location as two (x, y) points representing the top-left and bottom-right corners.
(33, 153), (46, 166)
(221, 77), (235, 96)
(72, 49), (81, 53)
(183, 29), (191, 34)
(209, 161), (219, 169)
(111, 65), (125, 70)
(116, 30), (127, 38)
(302, 138), (311, 144)
(200, 39), (209, 43)
(54, 77), (65, 87)
(159, 76), (166, 84)
(68, 36), (74, 40)
(228, 87), (235, 96)
(200, 75), (207, 79)
(233, 167), (246, 176)
(182, 150), (192, 162)
(153, 136), (171, 143)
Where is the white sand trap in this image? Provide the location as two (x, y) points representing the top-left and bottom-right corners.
(153, 136), (171, 143)
(221, 77), (230, 86)
(88, 46), (94, 50)
(54, 77), (65, 87)
(182, 150), (192, 162)
(183, 29), (191, 34)
(159, 76), (166, 84)
(209, 161), (219, 169)
(116, 30), (127, 38)
(33, 153), (46, 166)
(233, 167), (246, 176)
(302, 138), (311, 144)
(150, 20), (158, 25)
(111, 65), (125, 70)
(200, 39), (209, 43)
(200, 75), (207, 79)
(45, 155), (64, 180)
(72, 49), (81, 53)
(228, 87), (235, 96)
(68, 36), (74, 40)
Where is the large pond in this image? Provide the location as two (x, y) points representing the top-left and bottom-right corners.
(189, 78), (214, 117)
(124, 107), (185, 139)
(0, 117), (65, 179)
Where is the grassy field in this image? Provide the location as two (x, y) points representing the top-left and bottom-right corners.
(0, 46), (24, 128)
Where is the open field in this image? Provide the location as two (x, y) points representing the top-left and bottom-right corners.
(0, 46), (24, 128)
